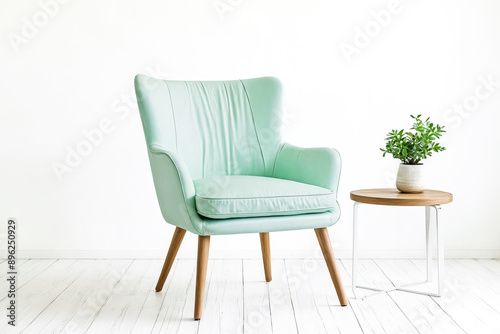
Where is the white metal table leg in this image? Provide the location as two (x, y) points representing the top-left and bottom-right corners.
(352, 202), (360, 297)
(425, 206), (433, 282)
(351, 203), (446, 299)
(434, 205), (444, 296)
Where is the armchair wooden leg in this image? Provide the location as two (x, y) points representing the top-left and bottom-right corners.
(314, 227), (348, 306)
(194, 235), (210, 320)
(156, 227), (186, 292)
(259, 232), (272, 282)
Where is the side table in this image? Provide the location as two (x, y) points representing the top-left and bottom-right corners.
(350, 188), (453, 298)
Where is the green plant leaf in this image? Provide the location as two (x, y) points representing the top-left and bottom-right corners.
(381, 115), (446, 163)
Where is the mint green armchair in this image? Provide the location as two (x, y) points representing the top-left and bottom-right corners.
(135, 75), (347, 320)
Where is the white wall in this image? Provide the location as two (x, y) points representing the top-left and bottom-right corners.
(1, 0), (499, 259)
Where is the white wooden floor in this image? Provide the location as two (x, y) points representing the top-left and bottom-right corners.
(2, 258), (500, 334)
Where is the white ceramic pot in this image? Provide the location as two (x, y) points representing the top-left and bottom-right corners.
(396, 163), (426, 193)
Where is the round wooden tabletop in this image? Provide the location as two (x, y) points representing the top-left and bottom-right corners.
(350, 188), (453, 206)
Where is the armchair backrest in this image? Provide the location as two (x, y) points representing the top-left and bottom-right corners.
(134, 76), (284, 180)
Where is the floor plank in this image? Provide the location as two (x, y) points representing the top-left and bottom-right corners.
(285, 259), (363, 334)
(414, 259), (500, 334)
(265, 260), (297, 334)
(375, 259), (466, 334)
(37, 260), (132, 333)
(85, 260), (161, 334)
(2, 260), (88, 332)
(304, 258), (363, 334)
(22, 260), (132, 334)
(285, 259), (329, 334)
(1, 259), (56, 305)
(130, 259), (180, 333)
(3, 258), (500, 333)
(453, 260), (500, 310)
(150, 259), (199, 334)
(0, 259), (27, 279)
(342, 259), (419, 334)
(476, 259), (500, 276)
(242, 260), (272, 334)
(198, 260), (244, 334)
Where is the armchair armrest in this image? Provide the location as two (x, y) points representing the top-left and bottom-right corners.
(272, 143), (341, 193)
(147, 145), (204, 235)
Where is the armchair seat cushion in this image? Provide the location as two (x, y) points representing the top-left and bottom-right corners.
(194, 175), (335, 219)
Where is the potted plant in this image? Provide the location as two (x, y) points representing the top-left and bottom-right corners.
(380, 115), (446, 193)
